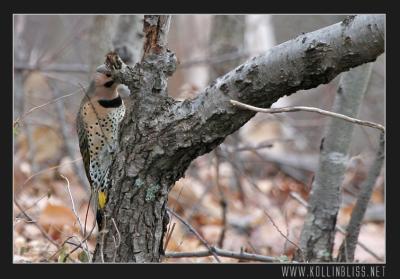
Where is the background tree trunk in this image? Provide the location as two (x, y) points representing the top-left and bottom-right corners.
(113, 15), (144, 66)
(208, 14), (247, 245)
(336, 132), (385, 262)
(295, 63), (373, 262)
(92, 14), (384, 263)
(88, 15), (118, 75)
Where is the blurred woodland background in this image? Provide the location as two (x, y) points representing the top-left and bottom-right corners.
(13, 14), (385, 263)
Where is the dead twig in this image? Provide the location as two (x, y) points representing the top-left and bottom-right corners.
(264, 210), (305, 262)
(165, 247), (277, 263)
(60, 174), (91, 261)
(13, 88), (84, 127)
(214, 148), (227, 248)
(13, 200), (60, 248)
(111, 218), (121, 262)
(163, 222), (176, 251)
(230, 100), (385, 133)
(166, 207), (221, 263)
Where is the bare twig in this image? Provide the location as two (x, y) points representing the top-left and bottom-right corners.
(61, 175), (84, 233)
(14, 62), (89, 73)
(83, 191), (93, 240)
(186, 181), (215, 222)
(230, 100), (385, 133)
(51, 83), (90, 194)
(214, 148), (227, 248)
(165, 247), (277, 262)
(14, 192), (50, 216)
(100, 215), (107, 263)
(13, 88), (84, 127)
(13, 200), (60, 248)
(289, 192), (383, 261)
(163, 222), (176, 251)
(166, 208), (221, 263)
(60, 174), (91, 261)
(61, 211), (97, 262)
(111, 218), (121, 262)
(47, 235), (81, 261)
(264, 210), (305, 261)
(16, 158), (82, 197)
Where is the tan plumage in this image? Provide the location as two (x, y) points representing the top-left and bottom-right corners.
(76, 65), (125, 229)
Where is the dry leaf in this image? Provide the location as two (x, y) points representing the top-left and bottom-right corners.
(38, 203), (78, 241)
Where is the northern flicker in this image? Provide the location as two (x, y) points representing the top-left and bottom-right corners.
(76, 65), (125, 230)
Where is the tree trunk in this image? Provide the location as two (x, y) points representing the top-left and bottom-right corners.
(295, 62), (373, 262)
(92, 14), (384, 262)
(88, 15), (118, 75)
(336, 132), (385, 262)
(208, 14), (247, 244)
(113, 15), (144, 66)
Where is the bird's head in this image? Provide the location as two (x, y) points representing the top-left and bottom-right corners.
(94, 64), (119, 91)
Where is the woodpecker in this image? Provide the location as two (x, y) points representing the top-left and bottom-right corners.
(76, 65), (125, 231)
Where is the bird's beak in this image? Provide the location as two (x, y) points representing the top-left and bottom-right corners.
(96, 64), (112, 77)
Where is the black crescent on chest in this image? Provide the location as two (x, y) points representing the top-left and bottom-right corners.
(97, 96), (123, 108)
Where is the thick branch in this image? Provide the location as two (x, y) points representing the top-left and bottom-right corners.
(142, 15), (171, 60)
(184, 14), (384, 147)
(136, 14), (384, 179)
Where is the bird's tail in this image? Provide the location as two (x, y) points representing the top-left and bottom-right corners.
(96, 190), (108, 231)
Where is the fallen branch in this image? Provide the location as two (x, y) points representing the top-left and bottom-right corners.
(165, 247), (277, 263)
(230, 100), (385, 133)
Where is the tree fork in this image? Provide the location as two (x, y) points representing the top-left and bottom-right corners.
(92, 14), (384, 262)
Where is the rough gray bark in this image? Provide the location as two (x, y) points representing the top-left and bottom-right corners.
(92, 15), (384, 262)
(337, 132), (385, 262)
(296, 62), (374, 262)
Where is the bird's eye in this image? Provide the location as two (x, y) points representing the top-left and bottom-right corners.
(106, 73), (112, 77)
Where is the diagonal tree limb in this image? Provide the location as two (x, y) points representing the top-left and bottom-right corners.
(111, 15), (384, 173)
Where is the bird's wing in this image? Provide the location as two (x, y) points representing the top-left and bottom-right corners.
(76, 81), (96, 186)
(76, 106), (92, 186)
